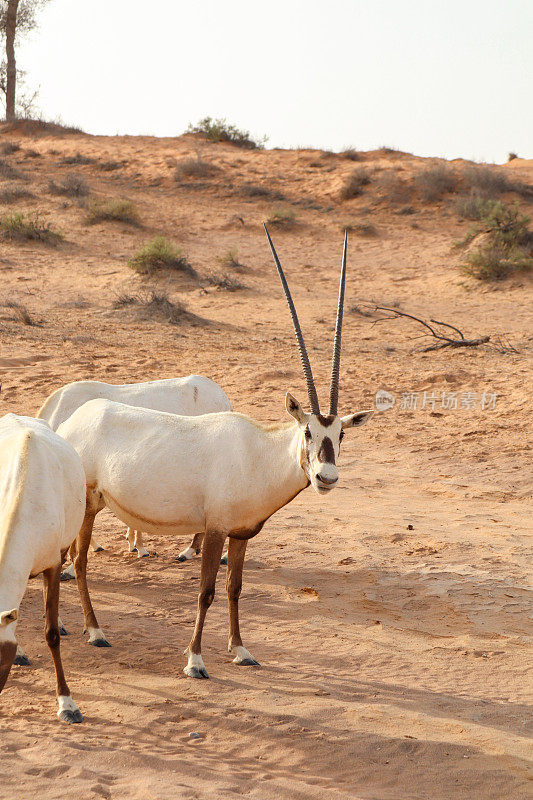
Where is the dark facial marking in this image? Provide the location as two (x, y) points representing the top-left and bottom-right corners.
(317, 414), (336, 427)
(317, 436), (335, 464)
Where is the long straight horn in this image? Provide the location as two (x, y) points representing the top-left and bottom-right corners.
(263, 223), (320, 414)
(329, 230), (348, 416)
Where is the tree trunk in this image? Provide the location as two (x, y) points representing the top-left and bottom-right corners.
(5, 0), (20, 121)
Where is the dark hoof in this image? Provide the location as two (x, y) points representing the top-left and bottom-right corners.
(14, 654), (31, 666)
(59, 625), (69, 636)
(195, 548), (201, 555)
(58, 709), (83, 724)
(220, 554), (228, 566)
(140, 552), (150, 558)
(184, 666), (209, 679)
(60, 571), (75, 582)
(176, 555), (186, 562)
(89, 638), (111, 648)
(237, 658), (261, 667)
(94, 546), (104, 553)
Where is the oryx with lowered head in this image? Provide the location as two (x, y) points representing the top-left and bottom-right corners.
(57, 226), (373, 678)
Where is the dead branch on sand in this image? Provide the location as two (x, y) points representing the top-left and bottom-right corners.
(370, 306), (491, 351)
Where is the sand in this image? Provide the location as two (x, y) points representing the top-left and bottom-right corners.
(0, 130), (531, 800)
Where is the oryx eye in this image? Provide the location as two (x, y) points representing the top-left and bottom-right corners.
(339, 429), (345, 443)
(304, 427), (311, 440)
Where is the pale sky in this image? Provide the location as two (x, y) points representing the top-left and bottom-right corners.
(18, 0), (533, 163)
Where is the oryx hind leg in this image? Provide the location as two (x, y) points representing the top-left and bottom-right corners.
(73, 501), (110, 648)
(226, 537), (259, 667)
(184, 531), (225, 679)
(177, 532), (228, 565)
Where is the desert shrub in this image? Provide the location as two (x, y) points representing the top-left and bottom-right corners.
(99, 160), (125, 171)
(266, 206), (296, 227)
(49, 172), (89, 197)
(0, 183), (34, 203)
(1, 141), (20, 155)
(508, 152), (518, 162)
(174, 156), (219, 180)
(397, 205), (416, 215)
(59, 152), (95, 166)
(187, 117), (267, 149)
(0, 212), (62, 244)
(462, 164), (532, 199)
(377, 170), (413, 204)
(86, 197), (139, 225)
(455, 192), (486, 220)
(343, 222), (377, 237)
(460, 199), (532, 280)
(128, 236), (195, 276)
(0, 158), (25, 180)
(415, 164), (458, 201)
(463, 242), (532, 280)
(24, 148), (41, 158)
(115, 291), (191, 325)
(0, 300), (39, 325)
(205, 272), (245, 291)
(217, 248), (245, 271)
(339, 168), (371, 200)
(240, 182), (285, 200)
(341, 148), (360, 161)
(0, 118), (83, 136)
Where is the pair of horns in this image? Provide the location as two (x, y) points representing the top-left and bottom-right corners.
(264, 224), (347, 416)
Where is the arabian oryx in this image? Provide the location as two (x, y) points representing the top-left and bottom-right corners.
(37, 375), (232, 567)
(0, 412), (86, 722)
(57, 226), (373, 677)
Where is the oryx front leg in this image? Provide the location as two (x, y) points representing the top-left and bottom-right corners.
(227, 538), (259, 666)
(43, 565), (83, 723)
(184, 531), (225, 679)
(73, 510), (110, 648)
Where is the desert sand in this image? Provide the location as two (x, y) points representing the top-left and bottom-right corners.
(0, 128), (531, 800)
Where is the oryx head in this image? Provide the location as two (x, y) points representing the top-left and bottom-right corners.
(264, 225), (374, 495)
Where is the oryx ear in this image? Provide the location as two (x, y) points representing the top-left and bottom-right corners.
(285, 393), (308, 424)
(0, 609), (17, 627)
(341, 410), (374, 429)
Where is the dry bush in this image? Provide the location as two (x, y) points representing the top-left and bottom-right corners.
(508, 152), (518, 162)
(187, 117), (267, 149)
(339, 168), (371, 200)
(377, 170), (413, 204)
(1, 141), (20, 155)
(24, 148), (41, 158)
(174, 156), (219, 180)
(99, 160), (125, 171)
(115, 291), (194, 325)
(266, 206), (297, 227)
(343, 222), (378, 237)
(0, 183), (34, 203)
(462, 164), (532, 199)
(341, 148), (361, 161)
(48, 172), (89, 198)
(205, 272), (245, 291)
(397, 205), (416, 215)
(86, 197), (140, 225)
(128, 236), (195, 276)
(0, 300), (40, 326)
(415, 164), (458, 201)
(59, 152), (95, 166)
(0, 212), (62, 244)
(240, 183), (285, 200)
(0, 118), (83, 137)
(0, 158), (26, 181)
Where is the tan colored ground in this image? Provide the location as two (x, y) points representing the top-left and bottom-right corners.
(0, 129), (531, 800)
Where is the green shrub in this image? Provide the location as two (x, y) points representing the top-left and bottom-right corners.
(86, 197), (139, 225)
(463, 242), (532, 280)
(339, 168), (371, 200)
(128, 236), (195, 276)
(0, 212), (62, 244)
(187, 117), (267, 149)
(217, 248), (245, 271)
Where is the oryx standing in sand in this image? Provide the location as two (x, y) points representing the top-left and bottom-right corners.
(58, 227), (373, 678)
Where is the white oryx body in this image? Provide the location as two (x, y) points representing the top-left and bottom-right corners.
(38, 375), (232, 562)
(56, 226), (374, 679)
(0, 414), (86, 722)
